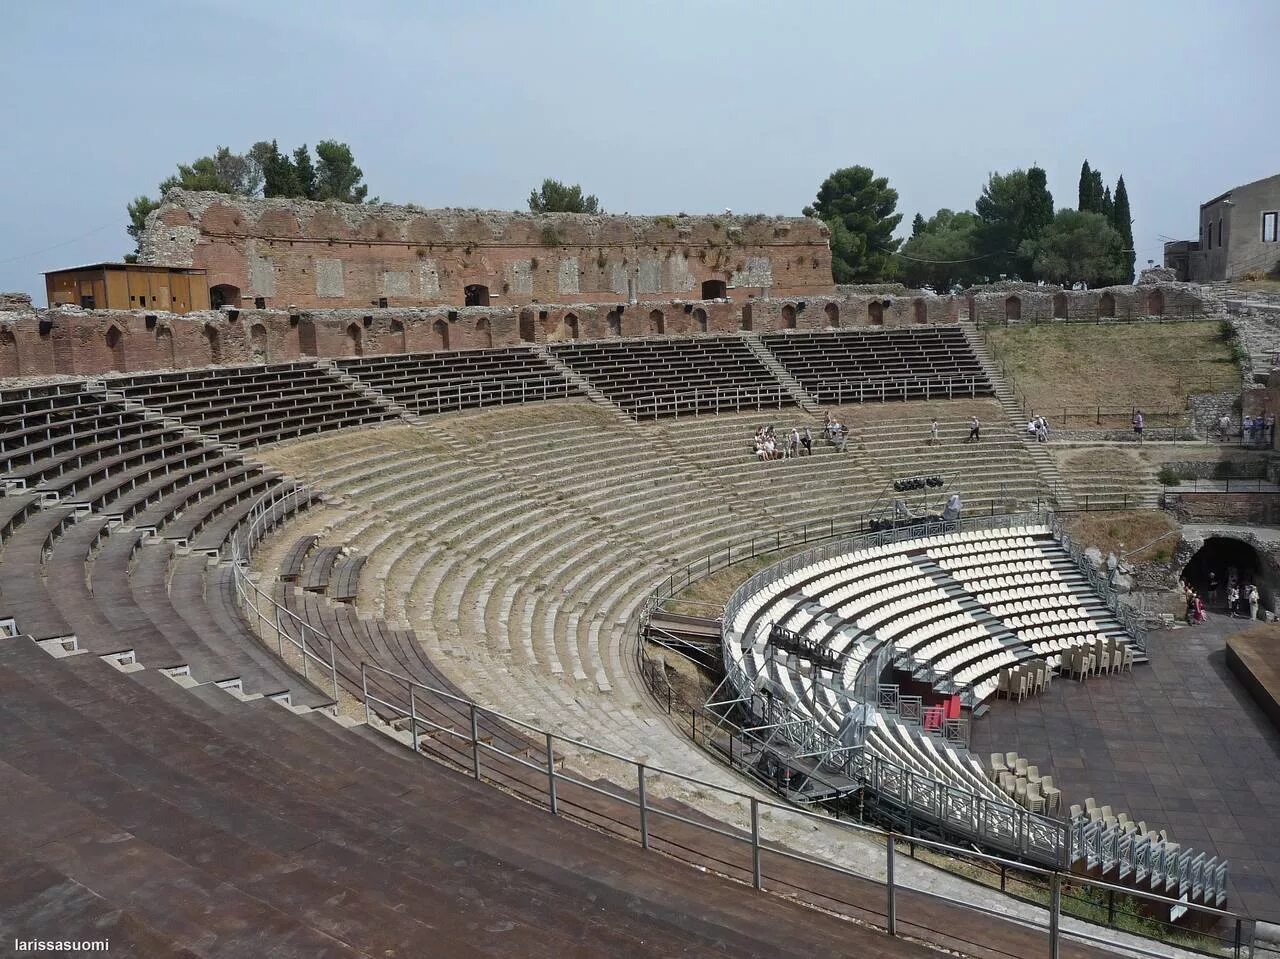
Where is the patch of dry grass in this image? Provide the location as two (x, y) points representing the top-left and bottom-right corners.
(662, 547), (811, 618)
(985, 321), (1239, 415)
(1061, 510), (1179, 563)
(1232, 279), (1280, 294)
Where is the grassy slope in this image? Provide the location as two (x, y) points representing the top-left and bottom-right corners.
(985, 321), (1239, 416)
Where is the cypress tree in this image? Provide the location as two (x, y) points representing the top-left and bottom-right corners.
(1101, 185), (1114, 222)
(1078, 161), (1093, 211)
(1113, 175), (1135, 283)
(911, 212), (926, 237)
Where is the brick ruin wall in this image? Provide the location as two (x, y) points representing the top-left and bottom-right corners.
(965, 283), (1206, 324)
(0, 281), (1209, 378)
(138, 191), (834, 309)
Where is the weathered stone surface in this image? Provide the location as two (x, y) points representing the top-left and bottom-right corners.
(381, 271), (412, 297)
(315, 259), (345, 298)
(0, 292), (34, 312)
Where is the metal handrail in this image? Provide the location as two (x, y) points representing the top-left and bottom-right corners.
(226, 490), (1242, 957)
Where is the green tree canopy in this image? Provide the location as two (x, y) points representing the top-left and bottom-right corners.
(974, 167), (1053, 279)
(898, 209), (984, 291)
(911, 212), (926, 237)
(803, 165), (901, 282)
(1112, 175), (1135, 283)
(528, 179), (600, 214)
(1020, 210), (1126, 287)
(128, 140), (373, 253)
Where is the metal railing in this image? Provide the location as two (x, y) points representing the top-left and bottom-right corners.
(224, 484), (1253, 957)
(808, 375), (991, 406)
(1048, 516), (1148, 649)
(357, 660), (1251, 959)
(628, 385), (793, 420)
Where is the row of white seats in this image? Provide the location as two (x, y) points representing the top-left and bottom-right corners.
(948, 559), (1054, 582)
(929, 537), (1039, 562)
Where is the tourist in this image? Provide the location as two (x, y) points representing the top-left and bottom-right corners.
(789, 427), (801, 459)
(929, 418), (940, 446)
(1248, 584), (1260, 621)
(1228, 584), (1240, 618)
(1268, 414), (1276, 447)
(1035, 416), (1049, 443)
(1132, 410), (1144, 441)
(1185, 590), (1197, 625)
(965, 416), (980, 443)
(1208, 570), (1219, 605)
(1194, 594), (1207, 624)
(1218, 413), (1232, 440)
(801, 427), (813, 456)
(1027, 417), (1038, 436)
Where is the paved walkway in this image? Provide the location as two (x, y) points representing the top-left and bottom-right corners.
(971, 611), (1280, 920)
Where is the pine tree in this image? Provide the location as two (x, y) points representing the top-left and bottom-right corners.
(1025, 166), (1055, 237)
(1078, 161), (1093, 212)
(1112, 175), (1135, 283)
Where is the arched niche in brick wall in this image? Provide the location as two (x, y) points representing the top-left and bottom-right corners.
(346, 323), (364, 356)
(103, 325), (126, 372)
(518, 310), (536, 343)
(203, 324), (221, 364)
(1004, 296), (1021, 322)
(249, 323), (268, 363)
(1147, 289), (1165, 316)
(825, 302), (840, 327)
(912, 299), (927, 324)
(606, 308), (623, 337)
(298, 319), (318, 357)
(1053, 292), (1068, 319)
(0, 327), (17, 377)
(741, 303), (753, 331)
(563, 313), (579, 341)
(781, 304), (797, 329)
(155, 326), (175, 366)
(867, 301), (884, 326)
(693, 308), (707, 333)
(432, 319), (449, 351)
(1099, 291), (1116, 318)
(476, 317), (493, 349)
(649, 309), (665, 335)
(389, 319), (407, 354)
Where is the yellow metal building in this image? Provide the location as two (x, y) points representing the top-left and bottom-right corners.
(45, 263), (210, 313)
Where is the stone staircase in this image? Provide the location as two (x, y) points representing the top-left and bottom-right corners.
(317, 359), (423, 424)
(958, 320), (1077, 509)
(1049, 444), (1163, 510)
(739, 331), (819, 411)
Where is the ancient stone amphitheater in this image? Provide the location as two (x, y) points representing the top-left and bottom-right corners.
(0, 321), (1237, 958)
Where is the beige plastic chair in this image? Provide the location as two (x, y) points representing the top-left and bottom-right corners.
(1025, 782), (1046, 814)
(1040, 776), (1061, 813)
(990, 752), (1007, 775)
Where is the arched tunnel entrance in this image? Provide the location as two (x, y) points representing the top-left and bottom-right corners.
(1182, 536), (1274, 615)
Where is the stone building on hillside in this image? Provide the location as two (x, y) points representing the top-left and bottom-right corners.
(138, 191), (833, 310)
(1165, 172), (1280, 282)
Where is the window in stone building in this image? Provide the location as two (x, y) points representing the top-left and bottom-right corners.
(464, 284), (490, 307)
(254, 297), (266, 309)
(701, 279), (726, 300)
(1263, 212), (1278, 243)
(1217, 218), (1222, 248)
(80, 295), (95, 310)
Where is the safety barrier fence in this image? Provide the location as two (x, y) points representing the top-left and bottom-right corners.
(226, 487), (1246, 958)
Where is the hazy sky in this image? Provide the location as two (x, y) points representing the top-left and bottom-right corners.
(2, 0), (1277, 303)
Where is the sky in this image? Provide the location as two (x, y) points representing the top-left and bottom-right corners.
(2, 0), (1278, 304)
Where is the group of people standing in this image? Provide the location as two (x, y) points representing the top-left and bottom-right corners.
(1026, 415), (1050, 443)
(1184, 569), (1262, 624)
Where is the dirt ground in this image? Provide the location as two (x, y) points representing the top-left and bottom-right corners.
(1061, 510), (1179, 564)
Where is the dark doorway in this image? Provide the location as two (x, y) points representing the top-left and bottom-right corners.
(464, 284), (490, 307)
(692, 308), (707, 333)
(913, 299), (927, 324)
(649, 309), (665, 335)
(432, 319), (449, 351)
(1053, 292), (1068, 319)
(1182, 537), (1272, 614)
(825, 303), (840, 327)
(607, 309), (623, 337)
(476, 317), (492, 349)
(868, 301), (884, 325)
(781, 305), (797, 329)
(701, 279), (726, 300)
(210, 284), (241, 309)
(1099, 291), (1116, 318)
(741, 303), (753, 331)
(1004, 296), (1021, 322)
(519, 309), (536, 343)
(563, 313), (579, 341)
(390, 319), (407, 354)
(1147, 290), (1165, 316)
(346, 323), (364, 356)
